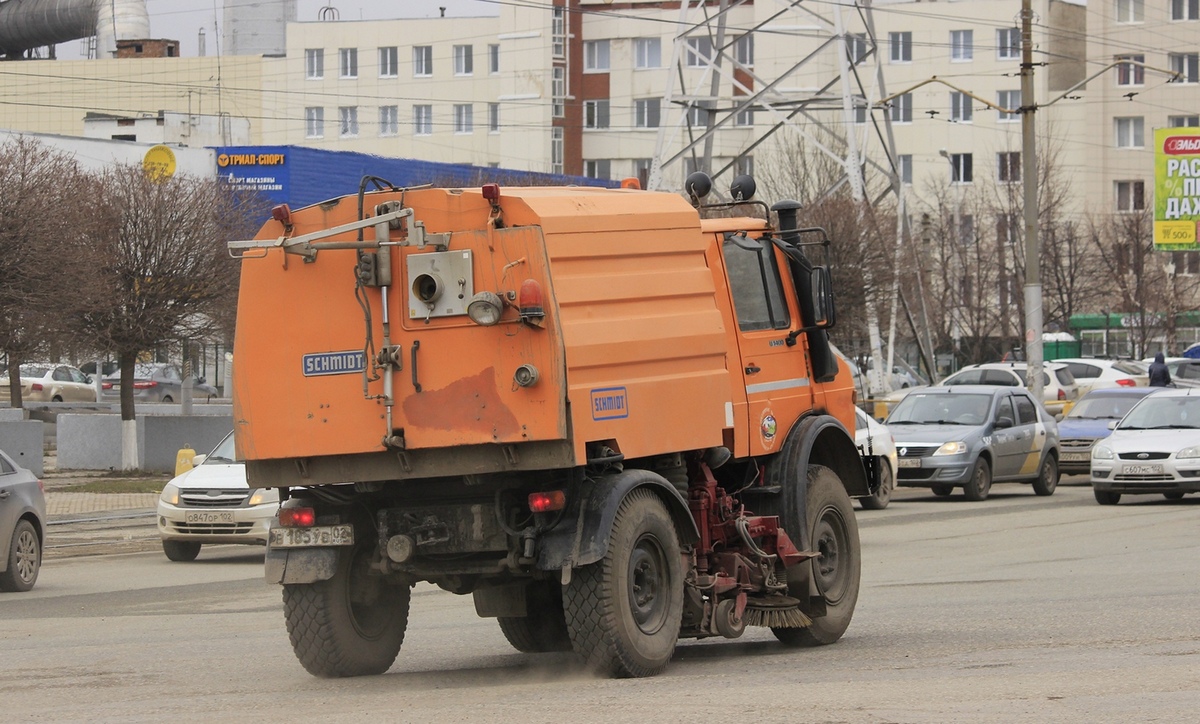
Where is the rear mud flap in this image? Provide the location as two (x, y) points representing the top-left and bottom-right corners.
(264, 546), (339, 585)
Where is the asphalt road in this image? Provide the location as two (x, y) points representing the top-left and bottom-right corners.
(3, 478), (1199, 723)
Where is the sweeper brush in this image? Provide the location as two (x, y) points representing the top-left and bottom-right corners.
(744, 595), (812, 628)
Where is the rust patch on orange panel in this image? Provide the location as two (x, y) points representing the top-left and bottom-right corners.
(401, 368), (519, 437)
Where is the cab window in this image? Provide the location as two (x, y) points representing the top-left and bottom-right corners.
(983, 369), (1020, 386)
(994, 396), (1015, 424)
(53, 367), (72, 382)
(1014, 394), (1038, 424)
(723, 233), (790, 331)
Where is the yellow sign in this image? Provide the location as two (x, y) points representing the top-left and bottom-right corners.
(143, 145), (177, 181)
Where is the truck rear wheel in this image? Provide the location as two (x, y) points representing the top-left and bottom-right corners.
(282, 546), (411, 677)
(497, 581), (572, 653)
(563, 489), (683, 677)
(773, 465), (861, 647)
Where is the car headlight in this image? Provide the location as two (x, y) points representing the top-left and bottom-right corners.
(1177, 446), (1200, 459)
(248, 488), (280, 506)
(1092, 445), (1114, 460)
(932, 441), (967, 456)
(160, 483), (181, 505)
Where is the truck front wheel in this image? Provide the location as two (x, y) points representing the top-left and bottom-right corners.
(773, 465), (861, 647)
(563, 489), (683, 677)
(282, 546), (411, 677)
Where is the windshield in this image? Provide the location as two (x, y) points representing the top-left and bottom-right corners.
(20, 365), (51, 377)
(1113, 360), (1146, 375)
(205, 433), (237, 464)
(889, 393), (993, 425)
(1067, 395), (1146, 420)
(1119, 396), (1200, 430)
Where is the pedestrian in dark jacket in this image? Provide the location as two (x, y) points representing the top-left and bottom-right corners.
(1148, 352), (1172, 387)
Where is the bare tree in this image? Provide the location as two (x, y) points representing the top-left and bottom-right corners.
(0, 137), (87, 406)
(71, 165), (252, 467)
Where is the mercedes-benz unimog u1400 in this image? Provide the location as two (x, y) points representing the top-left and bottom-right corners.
(229, 172), (871, 678)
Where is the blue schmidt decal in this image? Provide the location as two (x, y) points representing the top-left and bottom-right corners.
(302, 350), (365, 377)
(590, 387), (629, 420)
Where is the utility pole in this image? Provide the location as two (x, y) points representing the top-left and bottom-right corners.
(1020, 0), (1044, 401)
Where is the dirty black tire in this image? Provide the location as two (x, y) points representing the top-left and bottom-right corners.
(0, 520), (41, 592)
(162, 540), (201, 562)
(931, 485), (954, 497)
(963, 458), (992, 502)
(773, 465), (861, 647)
(497, 581), (572, 653)
(1163, 492), (1185, 500)
(562, 489), (682, 678)
(1032, 455), (1058, 496)
(858, 458), (893, 510)
(162, 395), (174, 404)
(283, 547), (411, 677)
(1094, 489), (1121, 505)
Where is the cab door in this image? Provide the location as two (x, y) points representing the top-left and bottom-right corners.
(990, 394), (1026, 479)
(719, 232), (814, 455)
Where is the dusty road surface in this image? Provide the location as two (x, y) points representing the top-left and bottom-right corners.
(3, 480), (1199, 723)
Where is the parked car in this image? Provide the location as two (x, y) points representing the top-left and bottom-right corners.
(1138, 357), (1200, 389)
(939, 362), (1079, 415)
(18, 363), (96, 402)
(1090, 388), (1200, 505)
(102, 363), (219, 403)
(1057, 387), (1160, 475)
(854, 407), (897, 510)
(157, 432), (279, 561)
(0, 448), (45, 592)
(1054, 358), (1147, 396)
(864, 357), (924, 390)
(885, 386), (1060, 501)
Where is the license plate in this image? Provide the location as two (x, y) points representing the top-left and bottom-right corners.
(1122, 464), (1163, 475)
(269, 525), (355, 548)
(185, 510), (234, 524)
(897, 458), (921, 468)
(1061, 452), (1090, 462)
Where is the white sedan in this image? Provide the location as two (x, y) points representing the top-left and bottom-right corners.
(157, 433), (279, 561)
(1090, 389), (1200, 505)
(854, 407), (897, 509)
(1056, 358), (1147, 396)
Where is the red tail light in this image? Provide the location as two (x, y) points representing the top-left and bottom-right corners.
(279, 507), (316, 528)
(1057, 389), (1066, 400)
(528, 490), (566, 513)
(31, 383), (43, 391)
(1116, 379), (1136, 387)
(102, 382), (113, 390)
(132, 381), (157, 389)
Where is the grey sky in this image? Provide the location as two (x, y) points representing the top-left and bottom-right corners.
(57, 0), (498, 59)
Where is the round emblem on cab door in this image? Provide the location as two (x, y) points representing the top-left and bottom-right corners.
(760, 410), (778, 449)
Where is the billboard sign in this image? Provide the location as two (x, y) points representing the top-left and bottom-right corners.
(215, 146), (289, 205)
(1154, 127), (1200, 251)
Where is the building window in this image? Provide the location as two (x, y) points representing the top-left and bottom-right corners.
(997, 90), (1020, 121)
(735, 104), (754, 127)
(488, 103), (500, 133)
(950, 30), (973, 61)
(890, 32), (911, 63)
(1169, 52), (1199, 83)
(454, 104), (473, 133)
(413, 46), (432, 77)
(379, 105), (398, 136)
(552, 7), (565, 59)
(950, 92), (972, 122)
(635, 98), (660, 128)
(1173, 0), (1200, 20)
(997, 152), (1021, 183)
(305, 48), (323, 79)
(734, 35), (754, 66)
(1116, 0), (1144, 23)
(635, 38), (661, 69)
(898, 154), (912, 184)
(996, 213), (1019, 246)
(854, 104), (868, 124)
(584, 40), (610, 71)
(413, 105), (432, 135)
(551, 127), (563, 174)
(552, 67), (565, 118)
(379, 46), (398, 77)
(957, 215), (976, 245)
(489, 44), (500, 74)
(339, 106), (359, 136)
(339, 48), (357, 78)
(633, 158), (652, 188)
(1115, 117), (1145, 148)
(1173, 251), (1200, 274)
(687, 104), (707, 126)
(686, 36), (712, 67)
(305, 106), (324, 138)
(735, 155), (754, 178)
(997, 28), (1019, 59)
(1170, 114), (1200, 127)
(1116, 54), (1145, 85)
(950, 153), (973, 183)
(584, 160), (611, 179)
(584, 99), (610, 129)
(454, 45), (473, 75)
(1115, 181), (1145, 211)
(890, 93), (912, 123)
(846, 33), (868, 63)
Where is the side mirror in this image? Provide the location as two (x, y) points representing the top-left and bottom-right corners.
(85, 375), (93, 384)
(191, 454), (208, 466)
(994, 416), (1014, 429)
(810, 266), (835, 328)
(1107, 420), (1120, 430)
(1055, 413), (1064, 422)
